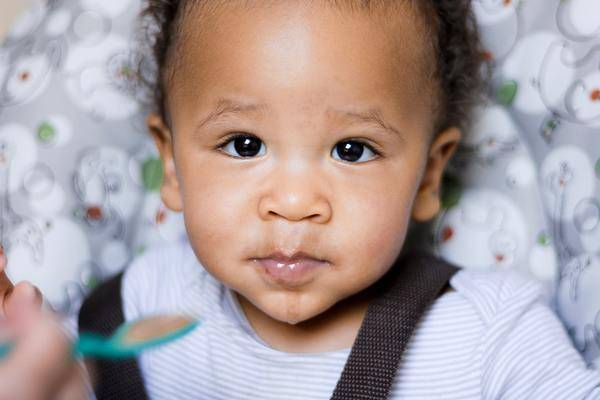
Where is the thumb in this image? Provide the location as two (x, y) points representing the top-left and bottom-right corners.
(0, 313), (74, 400)
(4, 282), (43, 322)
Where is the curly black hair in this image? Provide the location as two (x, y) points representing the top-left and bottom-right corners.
(141, 0), (485, 136)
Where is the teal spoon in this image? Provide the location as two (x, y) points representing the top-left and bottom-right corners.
(0, 314), (200, 360)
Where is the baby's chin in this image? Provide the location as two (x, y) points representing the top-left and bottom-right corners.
(252, 291), (339, 325)
(265, 306), (328, 326)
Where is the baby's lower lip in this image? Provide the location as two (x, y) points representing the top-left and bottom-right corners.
(253, 258), (328, 287)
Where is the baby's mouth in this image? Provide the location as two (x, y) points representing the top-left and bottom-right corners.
(251, 253), (329, 287)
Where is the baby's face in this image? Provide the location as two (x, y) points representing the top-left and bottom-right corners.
(150, 2), (459, 324)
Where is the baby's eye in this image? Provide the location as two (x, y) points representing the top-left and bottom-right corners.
(331, 140), (379, 163)
(217, 134), (266, 158)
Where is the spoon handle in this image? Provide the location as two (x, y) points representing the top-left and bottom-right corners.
(0, 334), (151, 361)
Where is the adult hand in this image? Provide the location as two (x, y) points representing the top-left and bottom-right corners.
(0, 311), (90, 400)
(0, 247), (91, 399)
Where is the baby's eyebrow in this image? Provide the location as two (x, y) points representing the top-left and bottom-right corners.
(195, 97), (268, 131)
(327, 106), (406, 142)
(194, 97), (405, 141)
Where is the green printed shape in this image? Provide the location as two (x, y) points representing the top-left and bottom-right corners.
(537, 232), (551, 247)
(86, 275), (100, 290)
(142, 157), (164, 192)
(121, 64), (134, 79)
(497, 80), (518, 106)
(595, 159), (600, 180)
(440, 174), (462, 210)
(546, 118), (559, 131)
(37, 122), (56, 142)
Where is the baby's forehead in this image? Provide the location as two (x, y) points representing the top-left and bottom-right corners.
(180, 0), (433, 42)
(171, 0), (437, 83)
(190, 0), (408, 16)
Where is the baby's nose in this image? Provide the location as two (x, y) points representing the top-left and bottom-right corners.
(257, 169), (332, 224)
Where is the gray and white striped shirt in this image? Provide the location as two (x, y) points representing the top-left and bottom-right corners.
(121, 240), (600, 399)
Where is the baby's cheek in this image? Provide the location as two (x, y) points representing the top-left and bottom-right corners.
(182, 185), (234, 237)
(343, 194), (410, 270)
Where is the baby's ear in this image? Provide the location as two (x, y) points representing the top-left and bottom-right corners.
(411, 127), (461, 222)
(147, 113), (183, 212)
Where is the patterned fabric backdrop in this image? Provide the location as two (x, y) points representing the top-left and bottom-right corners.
(0, 0), (598, 368)
(0, 0), (186, 318)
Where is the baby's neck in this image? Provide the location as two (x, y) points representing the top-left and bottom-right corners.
(235, 291), (373, 353)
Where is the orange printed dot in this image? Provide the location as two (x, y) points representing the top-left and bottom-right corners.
(504, 0), (512, 6)
(590, 89), (600, 102)
(441, 226), (454, 243)
(155, 209), (166, 225)
(495, 253), (505, 262)
(19, 71), (30, 81)
(482, 50), (494, 61)
(86, 206), (103, 221)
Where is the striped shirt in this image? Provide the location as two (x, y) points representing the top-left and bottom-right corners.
(121, 240), (600, 399)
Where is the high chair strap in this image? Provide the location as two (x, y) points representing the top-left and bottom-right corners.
(330, 251), (459, 400)
(78, 272), (148, 400)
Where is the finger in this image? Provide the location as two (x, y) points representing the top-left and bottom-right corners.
(0, 318), (15, 344)
(0, 314), (74, 399)
(54, 362), (92, 400)
(0, 248), (13, 308)
(4, 282), (43, 321)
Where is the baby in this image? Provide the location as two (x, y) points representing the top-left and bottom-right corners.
(1, 0), (600, 399)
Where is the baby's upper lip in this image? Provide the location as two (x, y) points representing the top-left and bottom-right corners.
(256, 251), (328, 264)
